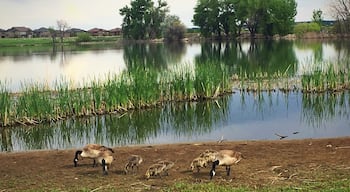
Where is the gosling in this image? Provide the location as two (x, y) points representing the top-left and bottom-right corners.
(190, 156), (208, 173)
(124, 155), (143, 174)
(209, 150), (242, 179)
(145, 163), (167, 179)
(73, 144), (114, 167)
(156, 160), (174, 175)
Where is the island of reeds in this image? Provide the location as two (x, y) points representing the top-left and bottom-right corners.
(0, 60), (349, 127)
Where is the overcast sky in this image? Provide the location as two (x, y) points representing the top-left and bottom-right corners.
(0, 0), (333, 30)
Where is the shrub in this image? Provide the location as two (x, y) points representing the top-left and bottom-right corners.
(75, 32), (92, 42)
(294, 22), (321, 36)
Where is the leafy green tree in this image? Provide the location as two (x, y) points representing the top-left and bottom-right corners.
(192, 0), (296, 38)
(162, 15), (186, 42)
(267, 0), (297, 36)
(193, 0), (221, 38)
(312, 9), (323, 27)
(119, 0), (168, 40)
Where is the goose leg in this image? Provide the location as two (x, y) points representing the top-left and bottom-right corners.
(226, 166), (231, 176)
(102, 159), (108, 175)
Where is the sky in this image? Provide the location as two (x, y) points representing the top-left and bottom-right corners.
(0, 0), (333, 30)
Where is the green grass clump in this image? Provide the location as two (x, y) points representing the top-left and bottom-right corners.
(0, 60), (232, 127)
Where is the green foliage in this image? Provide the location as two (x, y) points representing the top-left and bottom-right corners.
(163, 15), (186, 42)
(193, 0), (297, 38)
(312, 9), (323, 27)
(294, 22), (321, 36)
(75, 32), (92, 42)
(193, 0), (221, 38)
(119, 0), (169, 40)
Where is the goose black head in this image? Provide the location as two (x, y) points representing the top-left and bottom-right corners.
(73, 150), (83, 167)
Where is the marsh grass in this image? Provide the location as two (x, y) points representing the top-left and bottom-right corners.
(0, 81), (11, 126)
(1, 58), (349, 127)
(0, 61), (232, 127)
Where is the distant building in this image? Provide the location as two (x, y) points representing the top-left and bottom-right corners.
(88, 28), (108, 36)
(66, 28), (86, 37)
(33, 27), (51, 37)
(109, 28), (122, 36)
(6, 26), (33, 38)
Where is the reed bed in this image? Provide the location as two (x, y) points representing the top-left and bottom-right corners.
(0, 61), (232, 127)
(234, 64), (350, 94)
(1, 59), (349, 127)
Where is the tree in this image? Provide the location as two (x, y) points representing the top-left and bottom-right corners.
(312, 9), (323, 27)
(48, 27), (56, 44)
(192, 0), (296, 38)
(267, 0), (297, 36)
(57, 20), (69, 43)
(162, 15), (186, 42)
(329, 0), (350, 33)
(193, 0), (221, 38)
(119, 0), (169, 40)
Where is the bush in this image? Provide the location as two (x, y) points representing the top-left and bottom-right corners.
(75, 32), (92, 42)
(294, 22), (321, 36)
(164, 22), (186, 42)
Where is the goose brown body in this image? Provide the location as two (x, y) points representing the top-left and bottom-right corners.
(209, 150), (242, 179)
(73, 144), (114, 167)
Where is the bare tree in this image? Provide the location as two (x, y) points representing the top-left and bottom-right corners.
(329, 0), (350, 20)
(329, 0), (350, 33)
(57, 20), (70, 43)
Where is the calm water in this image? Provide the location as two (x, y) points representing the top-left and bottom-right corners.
(0, 40), (350, 152)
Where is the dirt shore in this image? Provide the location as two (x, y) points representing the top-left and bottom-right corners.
(0, 137), (350, 191)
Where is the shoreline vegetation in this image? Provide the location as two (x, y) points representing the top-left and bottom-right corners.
(0, 33), (350, 127)
(0, 58), (349, 128)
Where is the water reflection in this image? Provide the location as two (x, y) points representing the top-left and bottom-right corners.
(1, 40), (350, 92)
(123, 42), (186, 69)
(1, 91), (349, 152)
(195, 40), (298, 75)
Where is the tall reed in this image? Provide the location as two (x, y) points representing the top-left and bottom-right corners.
(0, 82), (11, 126)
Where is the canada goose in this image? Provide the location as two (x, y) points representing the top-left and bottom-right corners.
(209, 150), (242, 179)
(124, 155), (143, 174)
(145, 163), (167, 179)
(73, 144), (114, 167)
(275, 133), (288, 140)
(190, 156), (208, 172)
(96, 154), (114, 175)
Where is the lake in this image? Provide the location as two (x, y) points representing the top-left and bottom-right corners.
(0, 39), (349, 152)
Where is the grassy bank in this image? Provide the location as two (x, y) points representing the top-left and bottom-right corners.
(162, 180), (350, 192)
(0, 36), (121, 47)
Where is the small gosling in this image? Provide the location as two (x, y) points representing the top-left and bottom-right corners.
(124, 155), (143, 174)
(145, 163), (167, 179)
(156, 160), (174, 175)
(190, 156), (208, 172)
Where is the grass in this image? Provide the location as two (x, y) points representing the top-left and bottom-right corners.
(0, 61), (232, 127)
(162, 180), (350, 192)
(0, 36), (121, 47)
(0, 56), (349, 127)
